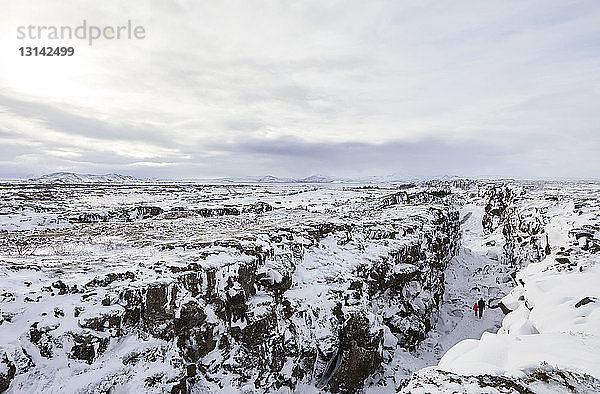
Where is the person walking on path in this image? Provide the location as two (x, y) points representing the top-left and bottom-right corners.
(477, 298), (485, 318)
(473, 302), (478, 317)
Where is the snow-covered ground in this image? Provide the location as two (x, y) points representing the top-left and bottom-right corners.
(404, 182), (600, 393)
(367, 198), (514, 390)
(0, 181), (463, 393)
(416, 202), (510, 363)
(2, 179), (599, 393)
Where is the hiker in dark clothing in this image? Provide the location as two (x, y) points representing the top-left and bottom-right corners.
(478, 298), (485, 318)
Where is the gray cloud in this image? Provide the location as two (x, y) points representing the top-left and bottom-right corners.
(0, 0), (599, 179)
(0, 95), (175, 146)
(198, 136), (521, 178)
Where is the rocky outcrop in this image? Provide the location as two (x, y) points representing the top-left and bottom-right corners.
(69, 206), (163, 223)
(0, 184), (461, 393)
(502, 204), (550, 267)
(402, 364), (600, 393)
(0, 350), (16, 393)
(481, 184), (549, 267)
(70, 202), (275, 224)
(70, 213), (108, 223)
(126, 206), (163, 220)
(378, 189), (452, 208)
(242, 201), (274, 214)
(403, 181), (600, 392)
(324, 313), (383, 393)
(194, 207), (240, 217)
(482, 185), (515, 234)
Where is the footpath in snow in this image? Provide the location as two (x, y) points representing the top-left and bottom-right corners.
(376, 200), (514, 389)
(404, 184), (600, 393)
(415, 202), (512, 366)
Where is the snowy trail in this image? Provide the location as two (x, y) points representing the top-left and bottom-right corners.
(403, 185), (600, 393)
(415, 202), (510, 366)
(377, 202), (514, 388)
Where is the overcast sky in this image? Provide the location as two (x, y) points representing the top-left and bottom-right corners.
(1, 0), (599, 179)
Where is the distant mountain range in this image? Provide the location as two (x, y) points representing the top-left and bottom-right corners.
(29, 172), (145, 184)
(21, 172), (462, 184)
(219, 174), (337, 184)
(198, 173), (462, 184)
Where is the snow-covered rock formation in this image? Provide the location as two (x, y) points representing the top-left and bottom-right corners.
(29, 172), (143, 184)
(2, 180), (599, 393)
(404, 181), (600, 393)
(0, 183), (460, 393)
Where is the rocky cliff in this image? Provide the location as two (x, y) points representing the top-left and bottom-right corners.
(403, 181), (600, 393)
(0, 183), (461, 393)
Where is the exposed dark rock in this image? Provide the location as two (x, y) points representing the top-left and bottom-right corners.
(54, 308), (64, 318)
(51, 280), (69, 295)
(326, 313), (383, 393)
(496, 301), (513, 315)
(69, 332), (109, 364)
(70, 213), (108, 223)
(143, 283), (177, 338)
(242, 201), (274, 214)
(86, 271), (136, 288)
(402, 369), (535, 393)
(482, 186), (514, 234)
(0, 182), (464, 392)
(0, 350), (16, 393)
(195, 207), (240, 217)
(127, 206), (163, 220)
(526, 363), (600, 392)
(79, 309), (123, 335)
(174, 301), (216, 362)
(29, 322), (57, 358)
(575, 297), (597, 308)
(256, 270), (292, 295)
